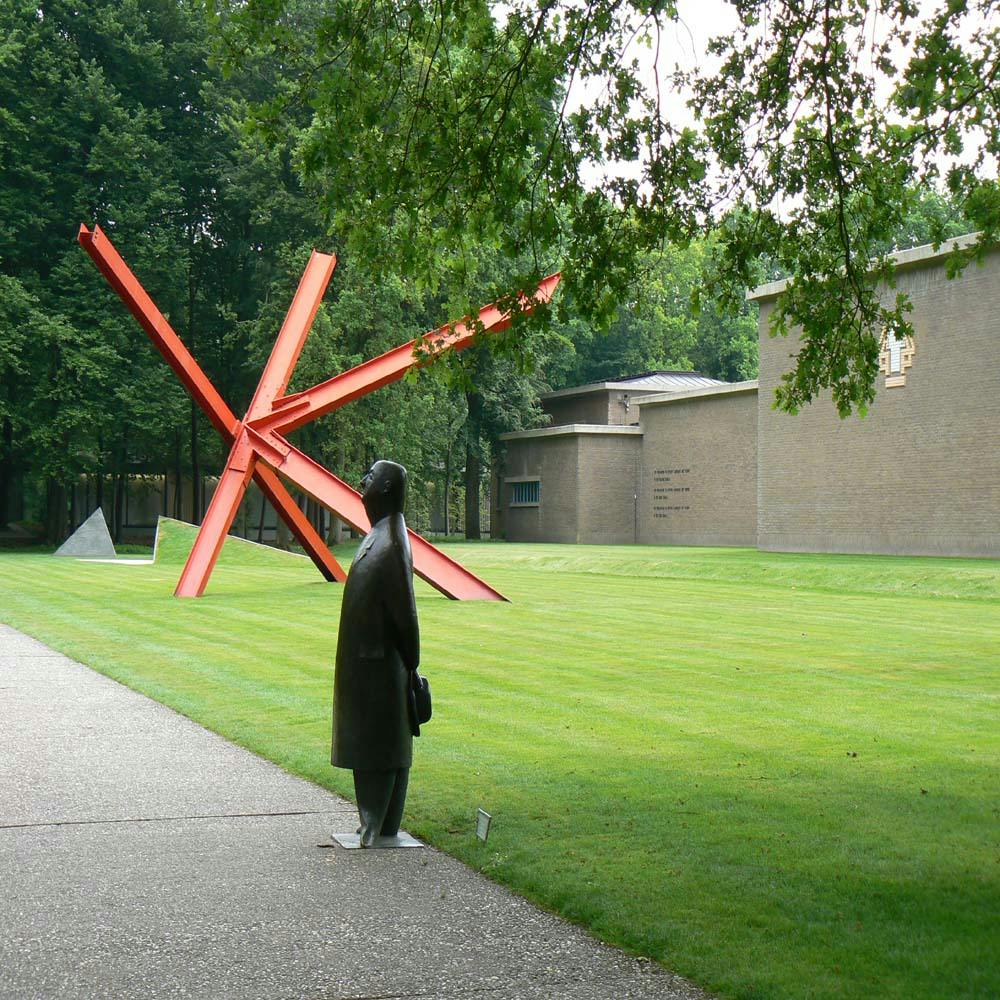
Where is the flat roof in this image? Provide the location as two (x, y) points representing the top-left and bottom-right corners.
(634, 380), (759, 408)
(542, 371), (724, 399)
(748, 232), (984, 302)
(500, 424), (645, 441)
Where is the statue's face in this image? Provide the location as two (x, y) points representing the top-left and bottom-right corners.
(360, 465), (376, 496)
(361, 461), (391, 498)
(361, 461), (406, 516)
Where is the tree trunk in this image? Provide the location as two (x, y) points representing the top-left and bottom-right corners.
(443, 442), (451, 536)
(306, 496), (317, 537)
(96, 432), (104, 516)
(490, 450), (504, 541)
(327, 515), (341, 546)
(114, 427), (128, 543)
(257, 492), (267, 543)
(113, 473), (125, 543)
(0, 416), (12, 528)
(464, 391), (483, 539)
(190, 400), (201, 523)
(45, 479), (68, 545)
(173, 432), (183, 519)
(276, 496), (292, 550)
(187, 244), (202, 525)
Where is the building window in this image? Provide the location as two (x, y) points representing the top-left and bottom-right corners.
(510, 480), (541, 506)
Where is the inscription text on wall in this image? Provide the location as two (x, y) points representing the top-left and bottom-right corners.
(652, 468), (691, 518)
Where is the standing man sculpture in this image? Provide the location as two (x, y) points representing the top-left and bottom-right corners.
(332, 460), (420, 847)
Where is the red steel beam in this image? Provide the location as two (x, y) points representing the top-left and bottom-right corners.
(78, 224), (347, 585)
(174, 250), (339, 598)
(247, 428), (507, 601)
(249, 273), (562, 437)
(175, 433), (258, 598)
(247, 250), (337, 417)
(78, 224), (238, 439)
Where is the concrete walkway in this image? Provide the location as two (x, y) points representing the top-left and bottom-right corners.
(0, 624), (710, 1000)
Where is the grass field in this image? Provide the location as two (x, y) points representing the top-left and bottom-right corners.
(1, 522), (997, 1000)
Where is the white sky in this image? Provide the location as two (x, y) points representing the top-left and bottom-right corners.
(568, 0), (997, 196)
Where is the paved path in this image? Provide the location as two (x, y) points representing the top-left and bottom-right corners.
(0, 624), (710, 1000)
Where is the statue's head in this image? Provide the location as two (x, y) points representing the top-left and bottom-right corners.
(361, 460), (407, 523)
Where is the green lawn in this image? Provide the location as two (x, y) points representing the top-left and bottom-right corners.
(2, 522), (997, 1000)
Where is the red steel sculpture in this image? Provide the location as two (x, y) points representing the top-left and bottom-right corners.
(78, 224), (559, 600)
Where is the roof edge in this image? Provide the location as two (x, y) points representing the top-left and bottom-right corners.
(634, 380), (759, 407)
(541, 371), (720, 400)
(500, 424), (645, 441)
(747, 232), (986, 303)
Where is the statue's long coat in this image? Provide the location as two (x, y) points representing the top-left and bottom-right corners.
(331, 512), (419, 770)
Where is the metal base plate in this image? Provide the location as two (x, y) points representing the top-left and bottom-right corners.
(330, 831), (424, 850)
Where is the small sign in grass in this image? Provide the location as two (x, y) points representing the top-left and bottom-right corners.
(476, 808), (492, 842)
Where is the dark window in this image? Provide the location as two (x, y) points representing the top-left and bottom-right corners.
(510, 480), (540, 506)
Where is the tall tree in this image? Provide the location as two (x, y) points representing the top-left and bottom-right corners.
(0, 0), (342, 539)
(563, 241), (758, 386)
(0, 0), (228, 538)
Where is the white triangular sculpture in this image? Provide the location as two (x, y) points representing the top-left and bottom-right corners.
(54, 508), (116, 558)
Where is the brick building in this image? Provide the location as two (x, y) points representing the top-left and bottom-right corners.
(500, 236), (999, 558)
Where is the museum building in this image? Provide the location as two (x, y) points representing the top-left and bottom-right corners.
(499, 235), (1000, 558)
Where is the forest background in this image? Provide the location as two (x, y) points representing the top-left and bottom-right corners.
(0, 0), (976, 545)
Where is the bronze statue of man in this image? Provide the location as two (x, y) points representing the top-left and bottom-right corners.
(332, 460), (419, 847)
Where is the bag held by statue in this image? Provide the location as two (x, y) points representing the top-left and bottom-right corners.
(408, 669), (432, 736)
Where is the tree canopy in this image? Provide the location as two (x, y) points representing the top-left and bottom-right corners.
(217, 0), (999, 414)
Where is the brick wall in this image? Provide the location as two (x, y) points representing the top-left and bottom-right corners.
(636, 388), (758, 546)
(503, 435), (580, 542)
(576, 434), (642, 543)
(543, 393), (610, 426)
(503, 429), (642, 542)
(756, 246), (1000, 557)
